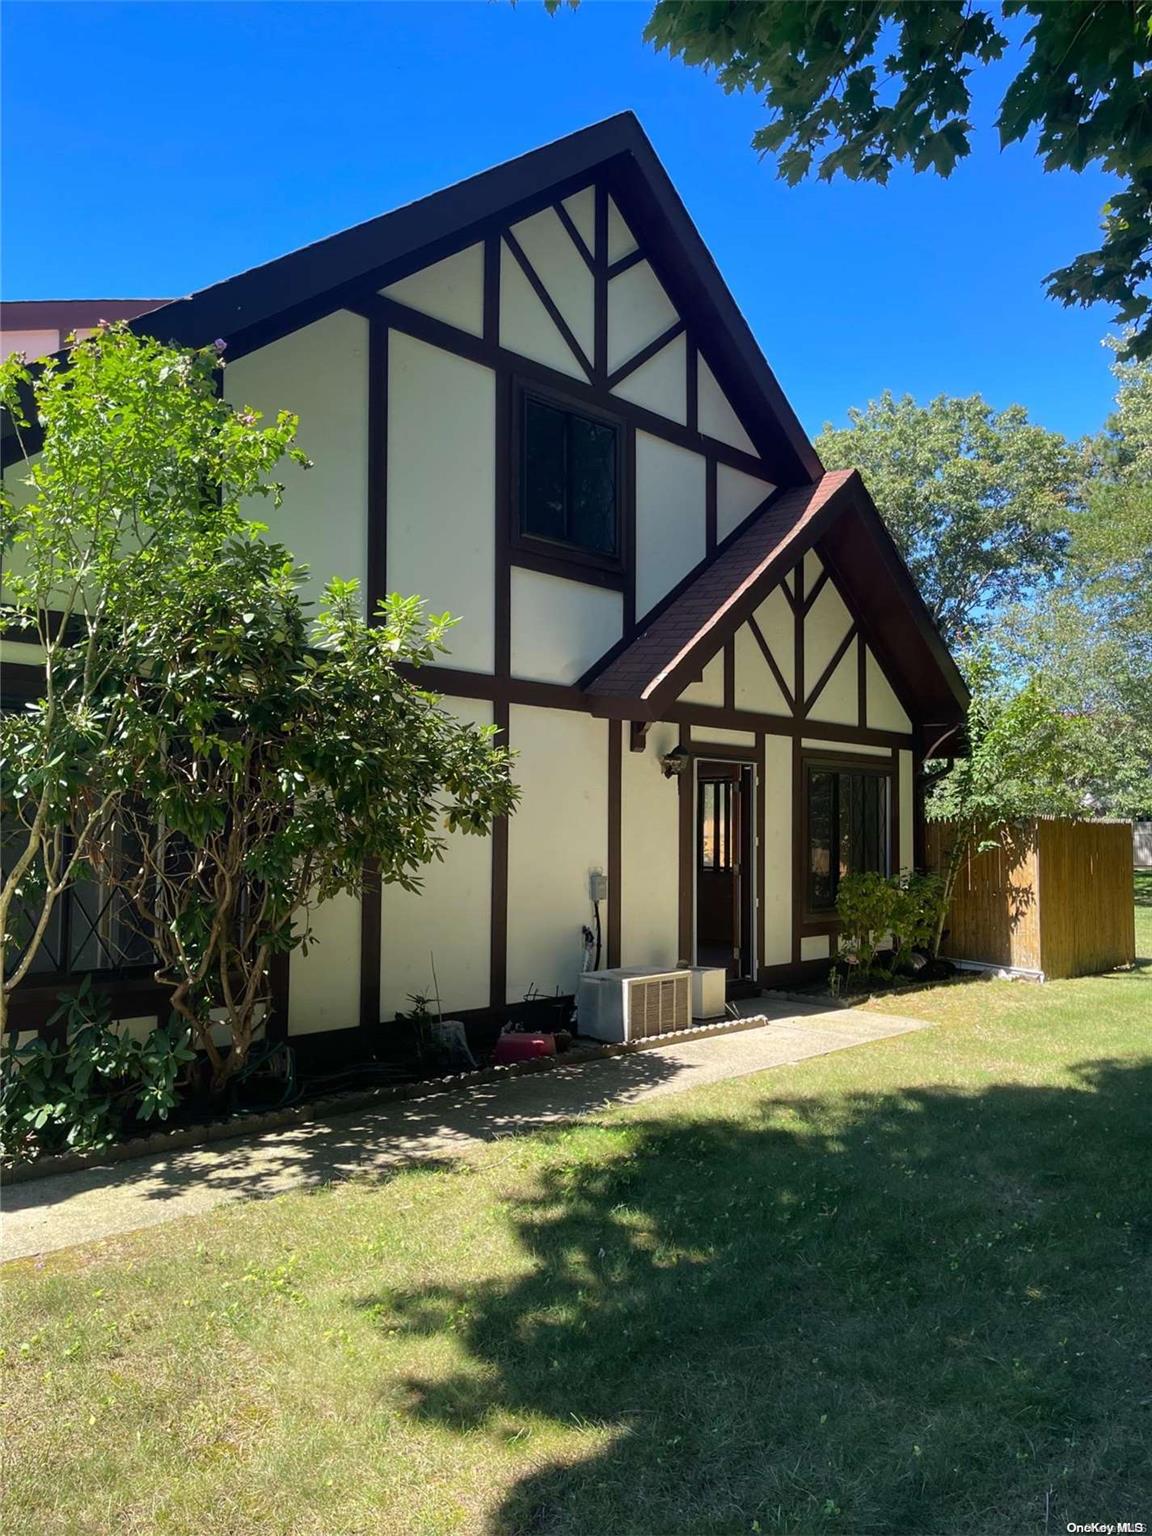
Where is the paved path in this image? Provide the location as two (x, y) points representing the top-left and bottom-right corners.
(2, 1000), (927, 1261)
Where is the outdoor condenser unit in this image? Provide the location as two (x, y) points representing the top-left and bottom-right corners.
(576, 967), (692, 1044)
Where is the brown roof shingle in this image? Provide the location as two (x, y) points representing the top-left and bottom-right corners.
(585, 469), (857, 709)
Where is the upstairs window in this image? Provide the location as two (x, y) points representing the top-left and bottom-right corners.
(806, 764), (891, 912)
(520, 391), (619, 559)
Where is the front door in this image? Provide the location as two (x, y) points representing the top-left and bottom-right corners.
(696, 762), (754, 978)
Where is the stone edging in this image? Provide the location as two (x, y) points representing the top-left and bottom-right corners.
(3, 1011), (776, 1186)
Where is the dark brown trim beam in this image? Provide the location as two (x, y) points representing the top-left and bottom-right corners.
(801, 567), (830, 616)
(705, 457), (717, 556)
(593, 183), (609, 385)
(503, 227), (593, 382)
(489, 703), (510, 1011)
(366, 320), (388, 618)
(748, 612), (794, 712)
(605, 320), (684, 390)
(607, 720), (622, 966)
(606, 247), (645, 280)
(359, 861), (381, 1030)
(554, 200), (595, 271)
(803, 625), (859, 716)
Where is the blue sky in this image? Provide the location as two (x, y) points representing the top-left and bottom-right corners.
(1, 1), (1122, 441)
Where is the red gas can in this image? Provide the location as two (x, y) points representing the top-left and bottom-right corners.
(491, 1031), (557, 1065)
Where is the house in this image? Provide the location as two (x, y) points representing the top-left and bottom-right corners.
(0, 300), (168, 364)
(1, 114), (968, 1049)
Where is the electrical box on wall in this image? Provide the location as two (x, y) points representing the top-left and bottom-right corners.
(589, 871), (609, 903)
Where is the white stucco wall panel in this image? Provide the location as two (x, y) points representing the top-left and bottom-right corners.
(801, 934), (831, 962)
(289, 891), (362, 1036)
(377, 697), (494, 1021)
(562, 187), (596, 251)
(380, 242), (485, 337)
(866, 646), (913, 732)
(693, 727), (756, 749)
(753, 587), (795, 697)
(506, 705), (608, 1003)
(802, 738), (892, 757)
(808, 639), (859, 726)
(620, 728), (680, 968)
(698, 356), (757, 456)
(762, 735), (792, 965)
(607, 196), (638, 263)
(717, 463), (775, 544)
(226, 310), (370, 610)
(679, 651), (724, 707)
(510, 567), (622, 683)
(734, 621), (789, 716)
(607, 262), (679, 373)
(611, 332), (686, 424)
(387, 332), (495, 671)
(510, 207), (595, 359)
(803, 578), (854, 692)
(635, 432), (706, 619)
(500, 241), (584, 379)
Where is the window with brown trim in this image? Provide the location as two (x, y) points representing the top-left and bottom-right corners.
(519, 388), (621, 560)
(806, 763), (890, 912)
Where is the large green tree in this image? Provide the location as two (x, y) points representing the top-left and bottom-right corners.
(2, 327), (518, 1081)
(643, 2), (1152, 355)
(0, 325), (301, 1022)
(991, 343), (1152, 815)
(815, 392), (1080, 646)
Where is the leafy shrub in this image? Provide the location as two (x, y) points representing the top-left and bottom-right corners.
(0, 978), (194, 1162)
(835, 871), (947, 980)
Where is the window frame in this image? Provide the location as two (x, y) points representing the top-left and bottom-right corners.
(510, 379), (626, 584)
(800, 751), (895, 920)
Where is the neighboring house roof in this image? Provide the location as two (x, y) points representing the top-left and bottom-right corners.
(583, 468), (969, 731)
(0, 299), (169, 331)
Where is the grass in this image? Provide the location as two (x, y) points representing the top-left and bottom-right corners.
(3, 889), (1150, 1536)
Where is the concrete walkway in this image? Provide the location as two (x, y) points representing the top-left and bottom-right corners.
(2, 999), (927, 1261)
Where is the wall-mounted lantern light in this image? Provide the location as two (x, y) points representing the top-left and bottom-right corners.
(660, 746), (690, 779)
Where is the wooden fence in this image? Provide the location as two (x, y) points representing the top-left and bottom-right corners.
(925, 819), (1135, 980)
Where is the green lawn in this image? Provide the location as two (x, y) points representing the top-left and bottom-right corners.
(4, 890), (1150, 1536)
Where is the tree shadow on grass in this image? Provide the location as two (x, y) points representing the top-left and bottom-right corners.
(357, 1057), (1152, 1536)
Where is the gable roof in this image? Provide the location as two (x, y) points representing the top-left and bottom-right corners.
(2, 114), (819, 483)
(583, 468), (969, 732)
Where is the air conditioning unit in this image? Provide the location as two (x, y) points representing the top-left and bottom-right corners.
(576, 967), (692, 1044)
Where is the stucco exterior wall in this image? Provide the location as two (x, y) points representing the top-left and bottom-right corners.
(635, 432), (707, 618)
(226, 310), (370, 610)
(510, 567), (623, 684)
(762, 734), (793, 965)
(619, 721), (681, 968)
(387, 330), (496, 671)
(377, 697), (495, 1021)
(506, 703), (608, 1003)
(899, 749), (916, 873)
(288, 891), (362, 1037)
